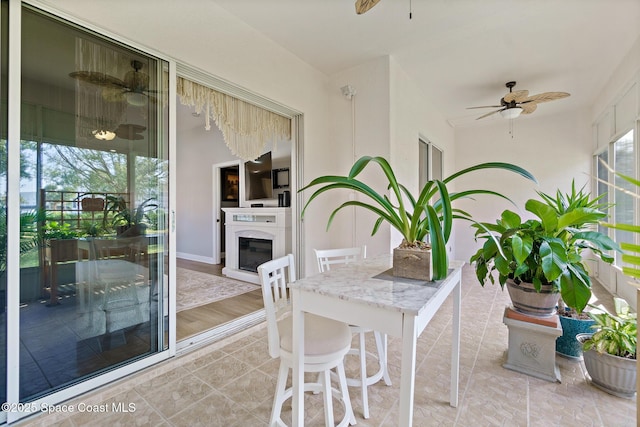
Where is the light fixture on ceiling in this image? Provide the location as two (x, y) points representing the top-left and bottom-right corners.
(500, 107), (523, 120)
(124, 91), (148, 107)
(92, 129), (116, 141)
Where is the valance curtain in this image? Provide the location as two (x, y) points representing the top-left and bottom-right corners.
(177, 77), (291, 161)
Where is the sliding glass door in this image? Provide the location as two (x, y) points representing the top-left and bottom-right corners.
(12, 3), (168, 406)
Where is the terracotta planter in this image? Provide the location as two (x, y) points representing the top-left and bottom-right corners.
(392, 246), (432, 281)
(506, 279), (559, 317)
(577, 333), (637, 398)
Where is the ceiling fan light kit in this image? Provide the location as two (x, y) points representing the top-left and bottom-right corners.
(500, 107), (523, 119)
(70, 41), (155, 142)
(92, 129), (116, 141)
(467, 81), (570, 121)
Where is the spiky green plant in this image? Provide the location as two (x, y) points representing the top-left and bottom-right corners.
(300, 155), (536, 280)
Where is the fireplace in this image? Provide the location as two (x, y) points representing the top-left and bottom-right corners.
(221, 207), (291, 284)
(239, 237), (273, 272)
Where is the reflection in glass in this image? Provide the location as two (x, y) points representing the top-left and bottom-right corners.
(19, 6), (168, 401)
(596, 150), (609, 236)
(613, 130), (635, 267)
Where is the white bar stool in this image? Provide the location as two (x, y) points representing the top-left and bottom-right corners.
(314, 246), (392, 419)
(258, 254), (356, 427)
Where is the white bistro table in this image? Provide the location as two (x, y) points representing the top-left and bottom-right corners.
(290, 255), (464, 427)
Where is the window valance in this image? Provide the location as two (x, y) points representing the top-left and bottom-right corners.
(177, 77), (291, 161)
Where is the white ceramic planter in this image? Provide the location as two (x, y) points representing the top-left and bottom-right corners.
(578, 333), (637, 398)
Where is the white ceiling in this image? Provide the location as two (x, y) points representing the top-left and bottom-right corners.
(209, 0), (640, 126)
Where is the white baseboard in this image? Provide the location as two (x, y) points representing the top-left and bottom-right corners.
(176, 252), (216, 265)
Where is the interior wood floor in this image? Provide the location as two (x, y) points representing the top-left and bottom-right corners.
(176, 258), (264, 341)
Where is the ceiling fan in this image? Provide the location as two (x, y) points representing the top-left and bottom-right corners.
(467, 81), (570, 120)
(355, 0), (381, 14)
(69, 59), (155, 106)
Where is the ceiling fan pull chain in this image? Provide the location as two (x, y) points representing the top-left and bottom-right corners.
(409, 0), (412, 19)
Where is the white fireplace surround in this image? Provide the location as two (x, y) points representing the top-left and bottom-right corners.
(222, 207), (291, 284)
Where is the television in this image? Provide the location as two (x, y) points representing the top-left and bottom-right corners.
(244, 152), (273, 200)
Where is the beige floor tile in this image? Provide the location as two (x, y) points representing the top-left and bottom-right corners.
(14, 266), (638, 427)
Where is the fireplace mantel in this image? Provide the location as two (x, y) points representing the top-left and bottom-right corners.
(222, 207), (291, 284)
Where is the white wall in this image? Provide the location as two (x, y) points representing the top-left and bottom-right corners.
(323, 56), (456, 262)
(322, 57), (391, 260)
(175, 109), (234, 262)
(592, 35), (640, 124)
(389, 58), (456, 251)
(453, 109), (593, 263)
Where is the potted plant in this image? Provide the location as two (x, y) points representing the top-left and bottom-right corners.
(577, 297), (636, 398)
(43, 220), (79, 259)
(80, 221), (105, 238)
(300, 155), (536, 280)
(537, 182), (615, 358)
(104, 196), (157, 236)
(470, 183), (619, 316)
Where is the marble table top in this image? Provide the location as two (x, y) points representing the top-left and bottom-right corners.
(290, 255), (464, 316)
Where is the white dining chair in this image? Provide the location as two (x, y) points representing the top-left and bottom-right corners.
(257, 254), (356, 427)
(314, 246), (392, 419)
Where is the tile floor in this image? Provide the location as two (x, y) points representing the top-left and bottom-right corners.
(16, 266), (637, 426)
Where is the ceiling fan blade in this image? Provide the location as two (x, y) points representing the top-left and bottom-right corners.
(69, 71), (125, 88)
(476, 109), (503, 120)
(115, 123), (146, 140)
(355, 0), (381, 14)
(520, 103), (537, 114)
(522, 91), (570, 104)
(466, 105), (502, 109)
(503, 90), (529, 103)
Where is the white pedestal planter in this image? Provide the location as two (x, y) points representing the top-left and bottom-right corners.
(503, 307), (563, 382)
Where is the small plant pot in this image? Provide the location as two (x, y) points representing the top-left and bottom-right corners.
(556, 315), (595, 359)
(577, 333), (637, 398)
(506, 279), (559, 317)
(392, 246), (432, 281)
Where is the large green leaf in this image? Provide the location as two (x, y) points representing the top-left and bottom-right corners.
(426, 205), (447, 280)
(526, 199), (558, 233)
(557, 207), (606, 229)
(559, 268), (591, 313)
(572, 231), (620, 251)
(434, 180), (452, 243)
(500, 210), (521, 229)
(511, 234), (533, 265)
(539, 239), (566, 281)
(443, 162), (537, 185)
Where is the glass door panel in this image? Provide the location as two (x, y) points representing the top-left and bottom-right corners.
(613, 130), (634, 267)
(19, 5), (168, 401)
(0, 0), (8, 412)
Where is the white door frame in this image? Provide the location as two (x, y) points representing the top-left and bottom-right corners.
(212, 160), (242, 264)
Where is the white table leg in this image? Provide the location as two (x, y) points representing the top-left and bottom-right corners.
(291, 288), (305, 427)
(399, 314), (418, 427)
(450, 276), (461, 407)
